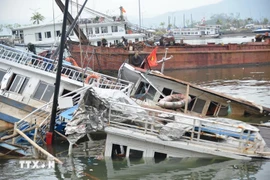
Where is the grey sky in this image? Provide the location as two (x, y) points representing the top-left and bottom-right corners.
(0, 0), (222, 25)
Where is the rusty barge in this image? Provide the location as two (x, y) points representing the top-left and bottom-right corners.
(68, 39), (270, 72)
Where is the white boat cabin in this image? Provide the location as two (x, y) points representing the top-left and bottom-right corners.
(169, 24), (221, 39)
(12, 19), (146, 47)
(0, 44), (133, 126)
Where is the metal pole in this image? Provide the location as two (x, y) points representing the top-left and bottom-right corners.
(51, 0), (88, 59)
(47, 0), (70, 144)
(161, 48), (168, 74)
(138, 0), (141, 32)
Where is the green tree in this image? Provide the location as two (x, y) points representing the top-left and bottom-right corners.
(263, 18), (269, 25)
(246, 17), (253, 24)
(216, 19), (222, 25)
(30, 12), (45, 24)
(160, 22), (165, 29)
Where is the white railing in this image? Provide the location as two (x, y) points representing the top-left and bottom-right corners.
(0, 44), (134, 94)
(0, 43), (135, 144)
(11, 86), (90, 144)
(107, 101), (265, 155)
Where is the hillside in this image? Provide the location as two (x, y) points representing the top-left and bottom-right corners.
(129, 0), (270, 28)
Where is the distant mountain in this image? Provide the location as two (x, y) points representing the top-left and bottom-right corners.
(128, 0), (270, 28)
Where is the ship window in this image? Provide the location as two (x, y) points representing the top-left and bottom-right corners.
(35, 32), (42, 41)
(0, 69), (6, 81)
(111, 26), (118, 32)
(154, 152), (167, 163)
(87, 27), (93, 35)
(129, 149), (143, 159)
(45, 31), (51, 38)
(135, 38), (139, 42)
(195, 32), (198, 34)
(188, 32), (190, 34)
(111, 144), (127, 159)
(56, 30), (61, 36)
(134, 82), (156, 100)
(9, 75), (29, 94)
(217, 104), (229, 116)
(95, 27), (100, 34)
(101, 27), (108, 33)
(192, 98), (206, 114)
(33, 81), (55, 102)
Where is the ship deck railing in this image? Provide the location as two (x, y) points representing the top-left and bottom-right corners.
(106, 101), (267, 157)
(0, 44), (134, 95)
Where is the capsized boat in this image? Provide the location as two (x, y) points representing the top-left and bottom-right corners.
(118, 63), (270, 120)
(0, 42), (133, 146)
(65, 86), (270, 160)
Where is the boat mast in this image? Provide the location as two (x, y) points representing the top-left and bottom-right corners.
(51, 0), (88, 59)
(47, 0), (70, 145)
(138, 0), (141, 32)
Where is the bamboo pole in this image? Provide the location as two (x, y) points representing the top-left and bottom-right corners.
(184, 84), (190, 114)
(15, 128), (63, 164)
(12, 122), (18, 144)
(33, 126), (38, 143)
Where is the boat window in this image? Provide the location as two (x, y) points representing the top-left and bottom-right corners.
(44, 31), (51, 38)
(146, 85), (157, 100)
(154, 152), (167, 163)
(33, 81), (55, 102)
(35, 32), (42, 41)
(101, 27), (108, 33)
(0, 69), (6, 81)
(111, 144), (127, 159)
(217, 105), (229, 116)
(134, 82), (156, 100)
(192, 98), (206, 114)
(87, 27), (93, 35)
(95, 27), (100, 34)
(159, 87), (173, 101)
(129, 149), (143, 159)
(56, 30), (61, 36)
(9, 75), (29, 94)
(111, 26), (118, 32)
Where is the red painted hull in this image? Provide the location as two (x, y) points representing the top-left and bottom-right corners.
(68, 40), (270, 71)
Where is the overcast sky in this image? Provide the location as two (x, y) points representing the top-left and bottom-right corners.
(0, 0), (223, 25)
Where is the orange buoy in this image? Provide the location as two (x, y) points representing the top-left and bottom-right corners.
(84, 74), (99, 84)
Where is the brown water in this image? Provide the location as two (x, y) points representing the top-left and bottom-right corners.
(165, 65), (270, 108)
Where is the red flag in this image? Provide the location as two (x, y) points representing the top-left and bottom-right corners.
(122, 7), (126, 13)
(147, 47), (158, 67)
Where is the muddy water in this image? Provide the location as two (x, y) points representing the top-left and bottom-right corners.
(165, 65), (270, 108)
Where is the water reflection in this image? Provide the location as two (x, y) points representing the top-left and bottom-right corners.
(1, 155), (269, 180)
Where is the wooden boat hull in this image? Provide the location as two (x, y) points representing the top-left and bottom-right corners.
(118, 63), (270, 119)
(68, 40), (270, 71)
